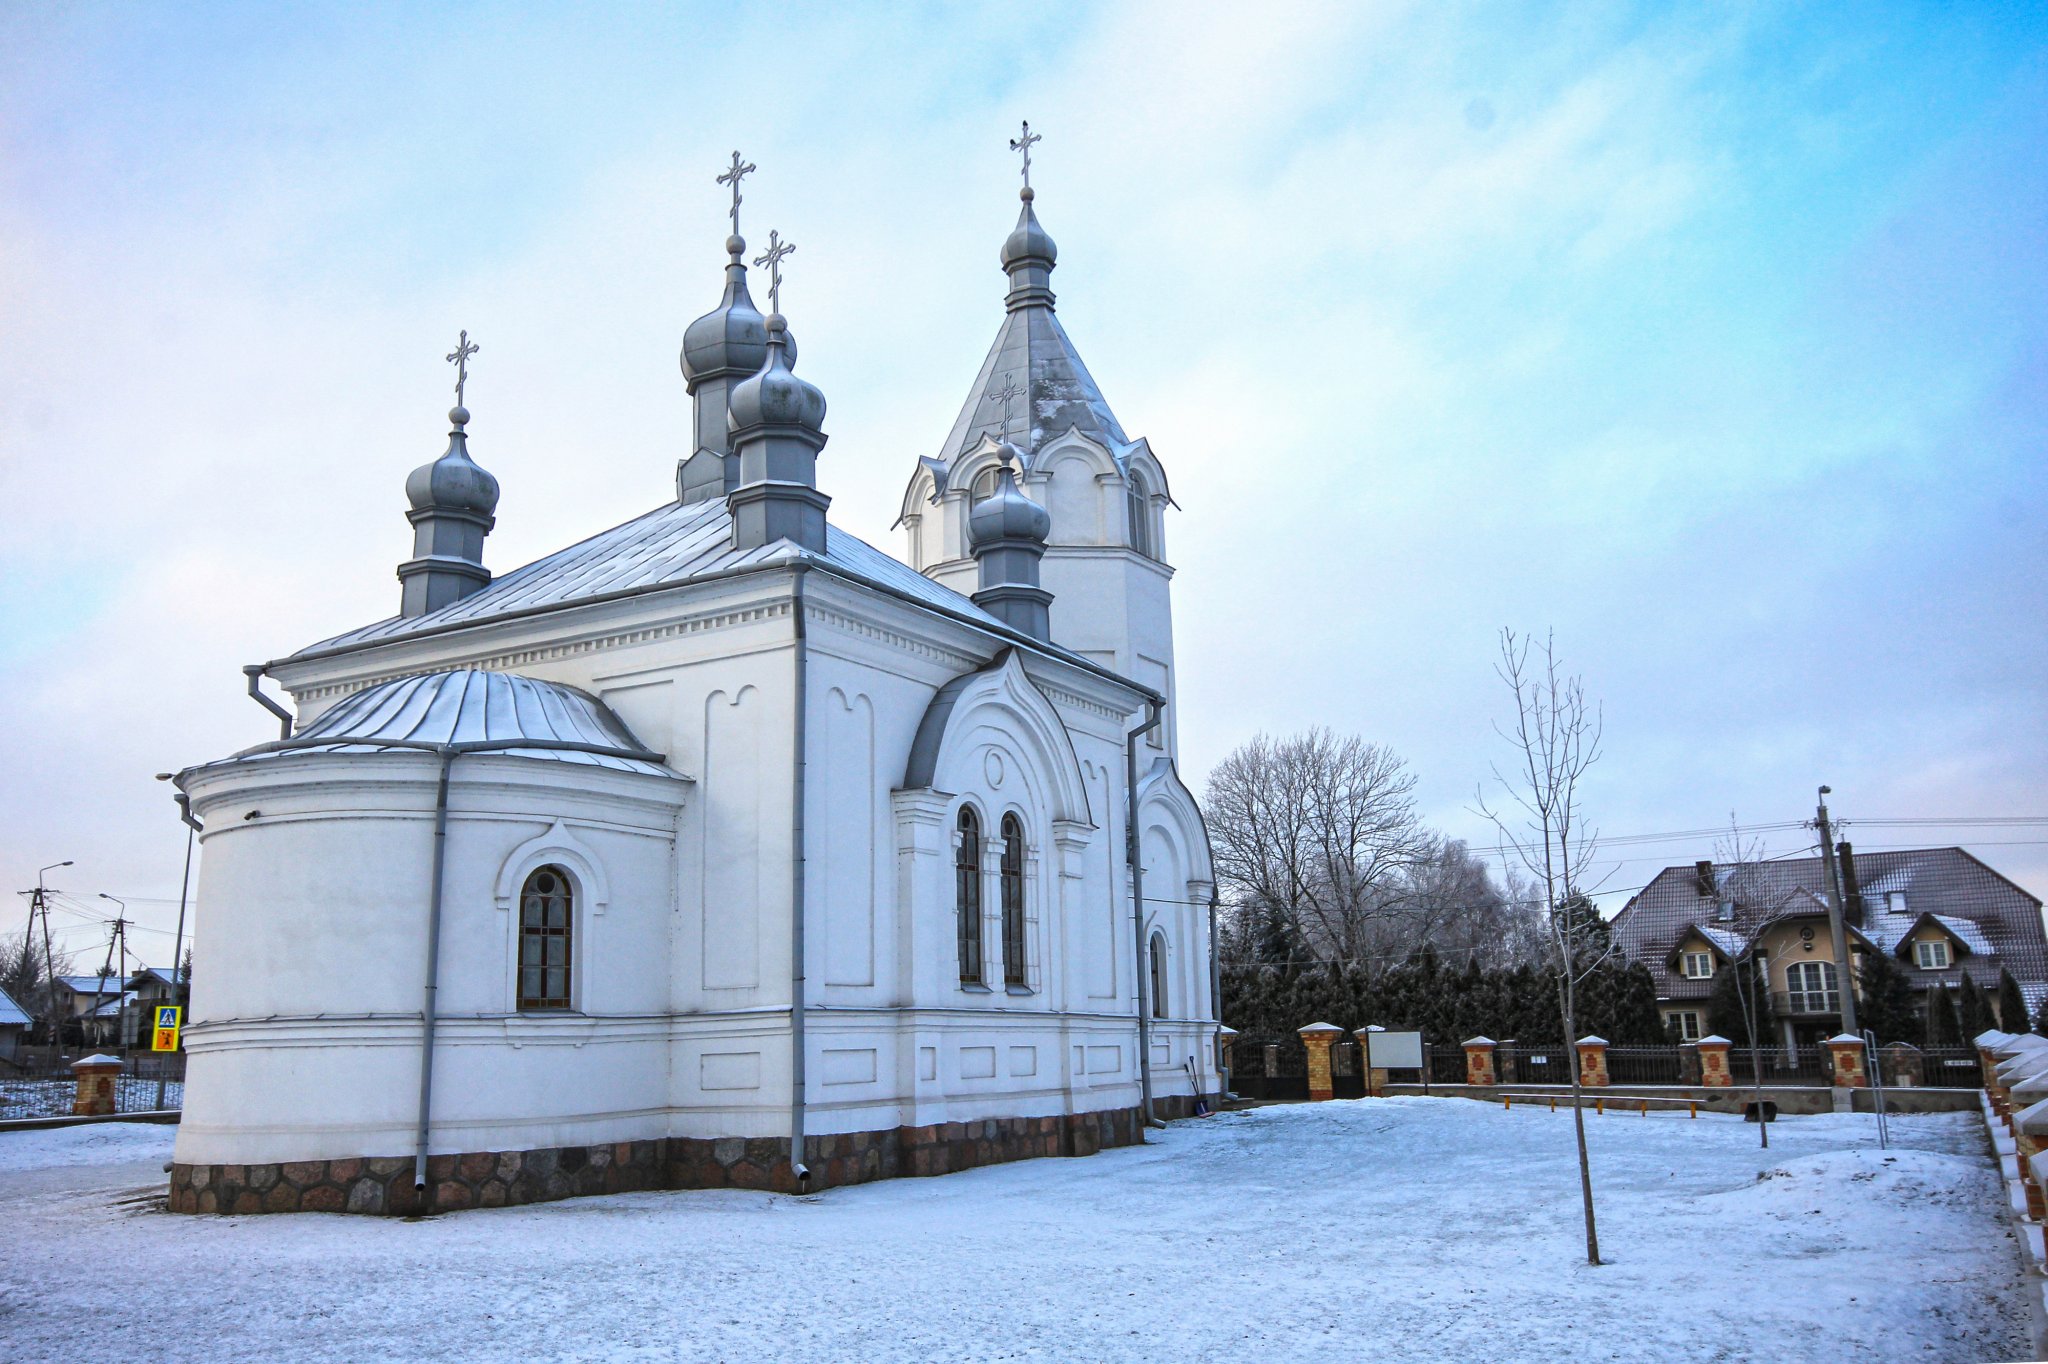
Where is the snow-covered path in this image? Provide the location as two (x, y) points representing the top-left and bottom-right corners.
(0, 1099), (2027, 1363)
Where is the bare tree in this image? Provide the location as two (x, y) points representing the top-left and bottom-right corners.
(1206, 729), (1437, 965)
(1475, 628), (1607, 1268)
(1714, 815), (1777, 1149)
(1402, 839), (1548, 968)
(0, 929), (74, 1029)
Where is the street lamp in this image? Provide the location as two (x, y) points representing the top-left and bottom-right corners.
(154, 772), (196, 1110)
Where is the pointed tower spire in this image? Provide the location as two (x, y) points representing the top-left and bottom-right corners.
(397, 332), (500, 617)
(727, 233), (829, 553)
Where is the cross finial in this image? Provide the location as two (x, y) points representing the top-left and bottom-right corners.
(717, 149), (756, 237)
(989, 374), (1023, 449)
(1009, 121), (1042, 192)
(445, 329), (480, 407)
(752, 229), (795, 315)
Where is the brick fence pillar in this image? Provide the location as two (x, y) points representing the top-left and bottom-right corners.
(1696, 1035), (1734, 1088)
(1354, 1026), (1389, 1098)
(1298, 1022), (1344, 1102)
(1576, 1036), (1609, 1088)
(2017, 1098), (2048, 1221)
(1879, 1042), (1923, 1088)
(1462, 1036), (1496, 1087)
(71, 1053), (122, 1117)
(1824, 1034), (1867, 1089)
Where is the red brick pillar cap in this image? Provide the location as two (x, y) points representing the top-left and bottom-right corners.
(1462, 1035), (1496, 1048)
(1297, 1022), (1344, 1037)
(71, 1054), (121, 1071)
(1576, 1035), (1608, 1048)
(1696, 1035), (1731, 1046)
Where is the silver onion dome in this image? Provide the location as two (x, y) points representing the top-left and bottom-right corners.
(404, 407), (500, 516)
(727, 315), (825, 435)
(967, 449), (1050, 549)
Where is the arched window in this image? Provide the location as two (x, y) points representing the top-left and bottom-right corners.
(1148, 932), (1168, 1019)
(956, 807), (984, 985)
(1785, 959), (1840, 1015)
(1000, 814), (1027, 989)
(518, 866), (573, 1011)
(1126, 472), (1152, 559)
(972, 465), (1001, 502)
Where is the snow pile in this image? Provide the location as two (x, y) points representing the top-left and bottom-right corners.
(0, 1099), (2027, 1362)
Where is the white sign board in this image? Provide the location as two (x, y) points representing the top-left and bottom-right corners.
(1363, 1031), (1424, 1069)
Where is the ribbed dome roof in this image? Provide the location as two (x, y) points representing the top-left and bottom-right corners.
(728, 315), (825, 435)
(968, 456), (1051, 549)
(404, 410), (500, 516)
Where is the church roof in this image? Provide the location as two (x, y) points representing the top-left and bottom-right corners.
(936, 303), (1131, 468)
(293, 497), (1010, 659)
(188, 670), (676, 778)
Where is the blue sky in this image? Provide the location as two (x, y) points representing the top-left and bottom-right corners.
(2, 2), (2043, 955)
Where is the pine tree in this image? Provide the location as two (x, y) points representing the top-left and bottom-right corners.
(1997, 970), (2030, 1035)
(1923, 982), (1961, 1047)
(1855, 949), (1921, 1046)
(1958, 975), (1996, 1044)
(2034, 991), (2048, 1039)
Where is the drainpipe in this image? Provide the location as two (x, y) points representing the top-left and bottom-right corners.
(413, 748), (456, 1194)
(1126, 699), (1164, 1129)
(242, 665), (293, 740)
(789, 564), (812, 1191)
(1209, 885), (1223, 1099)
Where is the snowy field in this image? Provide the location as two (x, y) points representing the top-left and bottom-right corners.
(0, 1098), (2029, 1363)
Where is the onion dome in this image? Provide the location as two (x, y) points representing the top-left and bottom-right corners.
(681, 237), (770, 385)
(968, 449), (1050, 550)
(404, 407), (500, 516)
(1001, 187), (1057, 312)
(727, 315), (825, 436)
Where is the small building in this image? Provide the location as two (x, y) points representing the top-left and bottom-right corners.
(0, 986), (29, 1061)
(1611, 846), (2047, 1049)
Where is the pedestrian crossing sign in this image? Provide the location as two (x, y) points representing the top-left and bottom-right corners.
(151, 1006), (182, 1052)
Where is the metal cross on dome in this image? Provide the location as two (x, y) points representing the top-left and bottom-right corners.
(717, 149), (755, 235)
(445, 330), (480, 406)
(752, 230), (795, 315)
(1009, 121), (1042, 190)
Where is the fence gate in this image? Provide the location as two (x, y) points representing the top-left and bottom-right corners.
(1227, 1033), (1309, 1101)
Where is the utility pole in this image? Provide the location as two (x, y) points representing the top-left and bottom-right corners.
(97, 894), (132, 1051)
(23, 861), (73, 1056)
(156, 773), (199, 1111)
(1814, 787), (1859, 1037)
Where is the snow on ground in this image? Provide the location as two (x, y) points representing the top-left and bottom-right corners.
(0, 1118), (177, 1172)
(0, 1099), (2028, 1363)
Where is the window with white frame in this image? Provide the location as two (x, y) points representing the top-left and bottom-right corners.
(1669, 1010), (1703, 1041)
(1682, 950), (1715, 979)
(1914, 939), (1951, 970)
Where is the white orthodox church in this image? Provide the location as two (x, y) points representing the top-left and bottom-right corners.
(168, 145), (1218, 1216)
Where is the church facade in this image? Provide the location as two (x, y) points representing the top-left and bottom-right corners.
(166, 151), (1220, 1216)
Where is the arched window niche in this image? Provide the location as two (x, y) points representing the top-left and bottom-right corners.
(956, 806), (985, 986)
(1148, 931), (1169, 1019)
(1126, 471), (1153, 559)
(1000, 813), (1027, 990)
(517, 865), (574, 1011)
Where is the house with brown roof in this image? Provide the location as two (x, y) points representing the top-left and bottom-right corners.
(1610, 846), (2047, 1050)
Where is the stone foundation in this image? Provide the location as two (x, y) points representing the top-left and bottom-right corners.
(166, 1103), (1178, 1216)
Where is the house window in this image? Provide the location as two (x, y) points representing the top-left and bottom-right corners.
(1126, 472), (1153, 559)
(1682, 951), (1715, 979)
(1887, 890), (1908, 916)
(1915, 939), (1951, 970)
(1149, 932), (1169, 1019)
(956, 807), (984, 985)
(1000, 814), (1027, 989)
(517, 866), (574, 1010)
(1785, 959), (1840, 1015)
(1670, 1010), (1703, 1042)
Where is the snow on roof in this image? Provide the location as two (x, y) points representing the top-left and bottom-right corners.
(1693, 925), (1748, 958)
(292, 498), (1011, 657)
(55, 975), (119, 995)
(0, 987), (29, 1027)
(1577, 1035), (1608, 1046)
(1930, 914), (1995, 956)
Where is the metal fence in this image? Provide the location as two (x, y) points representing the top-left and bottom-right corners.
(0, 1053), (185, 1121)
(1225, 1033), (1308, 1101)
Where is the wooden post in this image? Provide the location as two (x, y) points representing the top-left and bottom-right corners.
(1298, 1022), (1344, 1102)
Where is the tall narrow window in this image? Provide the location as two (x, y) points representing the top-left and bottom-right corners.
(1000, 814), (1027, 989)
(1149, 932), (1168, 1019)
(1126, 473), (1153, 559)
(956, 807), (984, 985)
(518, 866), (573, 1010)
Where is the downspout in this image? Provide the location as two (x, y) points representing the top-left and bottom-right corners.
(789, 564), (812, 1191)
(1126, 698), (1164, 1129)
(413, 747), (456, 1195)
(1209, 885), (1223, 1100)
(242, 665), (294, 740)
